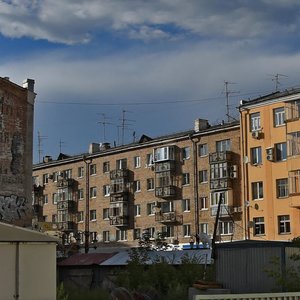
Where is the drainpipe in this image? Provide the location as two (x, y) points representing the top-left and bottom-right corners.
(14, 242), (20, 299)
(189, 134), (200, 235)
(83, 156), (92, 253)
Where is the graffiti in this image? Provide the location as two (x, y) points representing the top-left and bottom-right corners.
(10, 132), (24, 175)
(0, 194), (27, 221)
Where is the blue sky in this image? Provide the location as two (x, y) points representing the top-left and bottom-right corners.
(2, 0), (300, 163)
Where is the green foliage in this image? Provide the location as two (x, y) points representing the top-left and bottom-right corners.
(57, 283), (69, 300)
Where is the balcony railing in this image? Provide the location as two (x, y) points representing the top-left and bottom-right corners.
(155, 212), (182, 224)
(155, 161), (176, 173)
(57, 178), (76, 188)
(57, 200), (76, 212)
(110, 194), (129, 203)
(110, 169), (129, 180)
(209, 151), (232, 163)
(155, 186), (176, 198)
(210, 205), (232, 216)
(210, 178), (232, 190)
(109, 216), (129, 226)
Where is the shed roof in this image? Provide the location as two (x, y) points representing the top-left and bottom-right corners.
(58, 252), (117, 266)
(0, 222), (58, 243)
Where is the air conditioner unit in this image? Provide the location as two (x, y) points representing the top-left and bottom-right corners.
(230, 165), (238, 172)
(266, 147), (274, 161)
(252, 131), (261, 139)
(230, 171), (238, 179)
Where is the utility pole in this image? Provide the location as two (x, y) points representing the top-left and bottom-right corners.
(37, 131), (47, 163)
(224, 81), (239, 123)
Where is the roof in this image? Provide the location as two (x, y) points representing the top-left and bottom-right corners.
(58, 252), (117, 266)
(0, 221), (58, 243)
(100, 249), (212, 266)
(215, 240), (294, 249)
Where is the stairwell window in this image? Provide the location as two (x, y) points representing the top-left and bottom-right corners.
(254, 217), (265, 235)
(103, 208), (109, 220)
(252, 181), (263, 200)
(274, 107), (285, 127)
(200, 197), (208, 210)
(278, 215), (291, 234)
(250, 112), (261, 132)
(199, 170), (208, 183)
(251, 147), (262, 165)
(147, 178), (154, 190)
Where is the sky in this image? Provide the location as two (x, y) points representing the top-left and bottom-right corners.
(1, 0), (300, 163)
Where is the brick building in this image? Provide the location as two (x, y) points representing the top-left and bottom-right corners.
(0, 77), (36, 226)
(32, 119), (242, 247)
(240, 89), (300, 240)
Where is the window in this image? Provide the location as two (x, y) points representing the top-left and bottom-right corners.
(182, 147), (190, 160)
(251, 147), (262, 165)
(43, 195), (48, 205)
(210, 163), (228, 179)
(287, 131), (300, 156)
(116, 229), (127, 241)
(116, 158), (127, 170)
(90, 210), (97, 221)
(78, 188), (84, 200)
(153, 146), (175, 162)
(210, 191), (227, 206)
(62, 169), (72, 179)
(182, 173), (190, 185)
(90, 164), (97, 175)
(103, 231), (110, 242)
(111, 178), (126, 194)
(134, 156), (141, 168)
(146, 153), (154, 166)
(147, 178), (154, 190)
(252, 181), (263, 200)
(52, 193), (58, 204)
(90, 187), (97, 198)
(199, 144), (208, 157)
(53, 172), (59, 182)
(78, 167), (84, 178)
(77, 211), (84, 222)
(289, 170), (300, 194)
(182, 199), (190, 212)
(274, 107), (285, 127)
(52, 214), (58, 223)
(216, 139), (231, 152)
(250, 112), (261, 131)
(275, 143), (287, 161)
(278, 215), (291, 234)
(103, 185), (110, 197)
(134, 180), (141, 192)
(134, 229), (141, 240)
(200, 197), (208, 210)
(286, 99), (300, 120)
(199, 170), (208, 183)
(183, 224), (191, 237)
(162, 225), (174, 238)
(43, 174), (49, 184)
(103, 161), (110, 173)
(156, 171), (172, 187)
(254, 217), (265, 235)
(276, 178), (288, 198)
(219, 221), (233, 235)
(161, 201), (174, 213)
(200, 223), (208, 234)
(134, 204), (141, 216)
(147, 202), (156, 215)
(103, 208), (109, 220)
(144, 227), (155, 239)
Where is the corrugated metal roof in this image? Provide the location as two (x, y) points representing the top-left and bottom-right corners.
(100, 249), (212, 266)
(58, 252), (117, 266)
(0, 222), (59, 242)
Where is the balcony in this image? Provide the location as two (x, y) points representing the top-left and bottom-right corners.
(210, 178), (232, 190)
(155, 212), (182, 224)
(109, 216), (129, 226)
(155, 161), (176, 173)
(110, 194), (129, 203)
(110, 169), (129, 180)
(59, 221), (76, 231)
(209, 151), (232, 163)
(57, 178), (76, 188)
(155, 186), (176, 198)
(110, 185), (129, 195)
(57, 200), (76, 212)
(33, 204), (42, 215)
(210, 205), (232, 216)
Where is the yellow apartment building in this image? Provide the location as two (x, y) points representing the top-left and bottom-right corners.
(240, 89), (300, 241)
(32, 119), (243, 248)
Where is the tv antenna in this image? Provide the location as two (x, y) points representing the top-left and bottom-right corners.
(119, 110), (135, 145)
(269, 73), (288, 92)
(59, 139), (65, 153)
(37, 131), (47, 163)
(223, 81), (239, 122)
(98, 113), (114, 142)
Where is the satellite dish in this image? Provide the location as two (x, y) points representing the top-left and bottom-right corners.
(243, 156), (249, 164)
(254, 203), (259, 210)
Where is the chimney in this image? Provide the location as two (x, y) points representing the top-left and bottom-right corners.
(99, 142), (110, 150)
(194, 119), (209, 132)
(22, 79), (35, 92)
(89, 143), (100, 154)
(43, 155), (53, 163)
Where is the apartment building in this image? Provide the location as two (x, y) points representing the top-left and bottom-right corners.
(0, 77), (36, 226)
(240, 89), (300, 241)
(32, 119), (242, 247)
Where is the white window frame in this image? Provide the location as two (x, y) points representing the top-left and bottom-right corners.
(77, 211), (84, 223)
(274, 107), (285, 127)
(116, 158), (127, 170)
(134, 180), (141, 193)
(199, 170), (208, 183)
(116, 229), (127, 241)
(289, 170), (300, 194)
(134, 204), (141, 216)
(182, 199), (190, 212)
(199, 144), (208, 157)
(200, 197), (208, 210)
(219, 221), (233, 235)
(210, 191), (227, 206)
(103, 231), (110, 242)
(182, 173), (190, 185)
(210, 163), (228, 179)
(52, 193), (58, 204)
(287, 131), (300, 156)
(250, 112), (261, 132)
(134, 156), (141, 168)
(216, 139), (231, 152)
(43, 174), (49, 185)
(43, 194), (48, 205)
(275, 142), (287, 161)
(200, 223), (208, 234)
(78, 188), (84, 200)
(147, 202), (156, 215)
(183, 224), (191, 237)
(254, 217), (265, 235)
(90, 164), (97, 175)
(182, 147), (190, 160)
(147, 178), (154, 191)
(278, 215), (291, 234)
(90, 186), (97, 198)
(252, 181), (264, 200)
(162, 225), (174, 238)
(90, 209), (97, 221)
(251, 147), (262, 165)
(103, 161), (110, 173)
(103, 185), (110, 197)
(78, 167), (84, 178)
(103, 208), (110, 220)
(276, 178), (288, 198)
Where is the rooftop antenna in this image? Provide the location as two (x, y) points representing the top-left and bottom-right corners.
(98, 113), (114, 142)
(119, 110), (135, 145)
(269, 73), (288, 92)
(37, 131), (47, 163)
(223, 81), (239, 122)
(59, 139), (65, 153)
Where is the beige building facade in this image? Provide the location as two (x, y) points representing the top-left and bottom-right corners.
(0, 77), (36, 226)
(240, 89), (300, 241)
(32, 120), (242, 247)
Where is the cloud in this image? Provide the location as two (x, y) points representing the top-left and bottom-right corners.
(0, 0), (300, 44)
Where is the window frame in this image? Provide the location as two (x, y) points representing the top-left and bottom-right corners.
(251, 146), (262, 165)
(250, 112), (261, 132)
(252, 181), (264, 200)
(276, 178), (288, 198)
(199, 143), (208, 157)
(253, 217), (265, 235)
(274, 107), (285, 127)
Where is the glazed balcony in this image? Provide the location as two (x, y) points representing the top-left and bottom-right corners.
(57, 200), (77, 212)
(155, 186), (176, 198)
(210, 178), (232, 190)
(57, 178), (76, 188)
(155, 211), (183, 224)
(110, 169), (129, 180)
(210, 205), (232, 217)
(109, 216), (129, 226)
(110, 193), (129, 203)
(155, 161), (176, 173)
(209, 151), (232, 163)
(59, 221), (76, 231)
